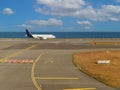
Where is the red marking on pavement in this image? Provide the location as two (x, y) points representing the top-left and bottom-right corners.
(2, 59), (34, 64)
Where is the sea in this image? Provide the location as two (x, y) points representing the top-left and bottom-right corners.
(0, 32), (120, 38)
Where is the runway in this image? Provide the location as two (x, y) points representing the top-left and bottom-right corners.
(0, 38), (119, 90)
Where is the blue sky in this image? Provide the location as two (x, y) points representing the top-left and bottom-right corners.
(1, 0), (120, 32)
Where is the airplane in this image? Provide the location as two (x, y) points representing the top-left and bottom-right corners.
(25, 29), (56, 39)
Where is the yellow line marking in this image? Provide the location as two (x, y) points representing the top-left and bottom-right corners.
(0, 45), (37, 62)
(35, 77), (79, 80)
(63, 88), (96, 90)
(31, 53), (44, 90)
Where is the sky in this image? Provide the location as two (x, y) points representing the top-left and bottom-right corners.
(1, 0), (120, 32)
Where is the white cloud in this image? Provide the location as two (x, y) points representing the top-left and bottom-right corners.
(34, 0), (120, 21)
(77, 21), (92, 29)
(35, 0), (86, 16)
(109, 17), (119, 21)
(116, 0), (120, 2)
(36, 0), (86, 9)
(73, 6), (97, 20)
(77, 21), (92, 26)
(17, 24), (33, 29)
(2, 8), (14, 15)
(96, 5), (120, 21)
(101, 5), (120, 14)
(84, 26), (91, 30)
(28, 18), (63, 27)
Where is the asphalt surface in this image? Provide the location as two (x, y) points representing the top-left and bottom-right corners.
(0, 38), (119, 90)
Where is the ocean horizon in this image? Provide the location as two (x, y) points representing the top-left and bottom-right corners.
(0, 32), (120, 38)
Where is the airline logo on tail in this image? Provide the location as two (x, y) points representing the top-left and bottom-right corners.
(25, 29), (56, 39)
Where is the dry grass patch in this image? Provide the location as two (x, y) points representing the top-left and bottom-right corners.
(90, 41), (120, 45)
(73, 50), (120, 88)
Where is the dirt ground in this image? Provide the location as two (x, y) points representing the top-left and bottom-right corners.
(90, 41), (120, 45)
(73, 50), (120, 88)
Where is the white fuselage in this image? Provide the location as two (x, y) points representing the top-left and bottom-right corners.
(25, 29), (56, 39)
(32, 34), (56, 39)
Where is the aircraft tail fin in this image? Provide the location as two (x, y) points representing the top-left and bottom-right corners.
(25, 29), (34, 38)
